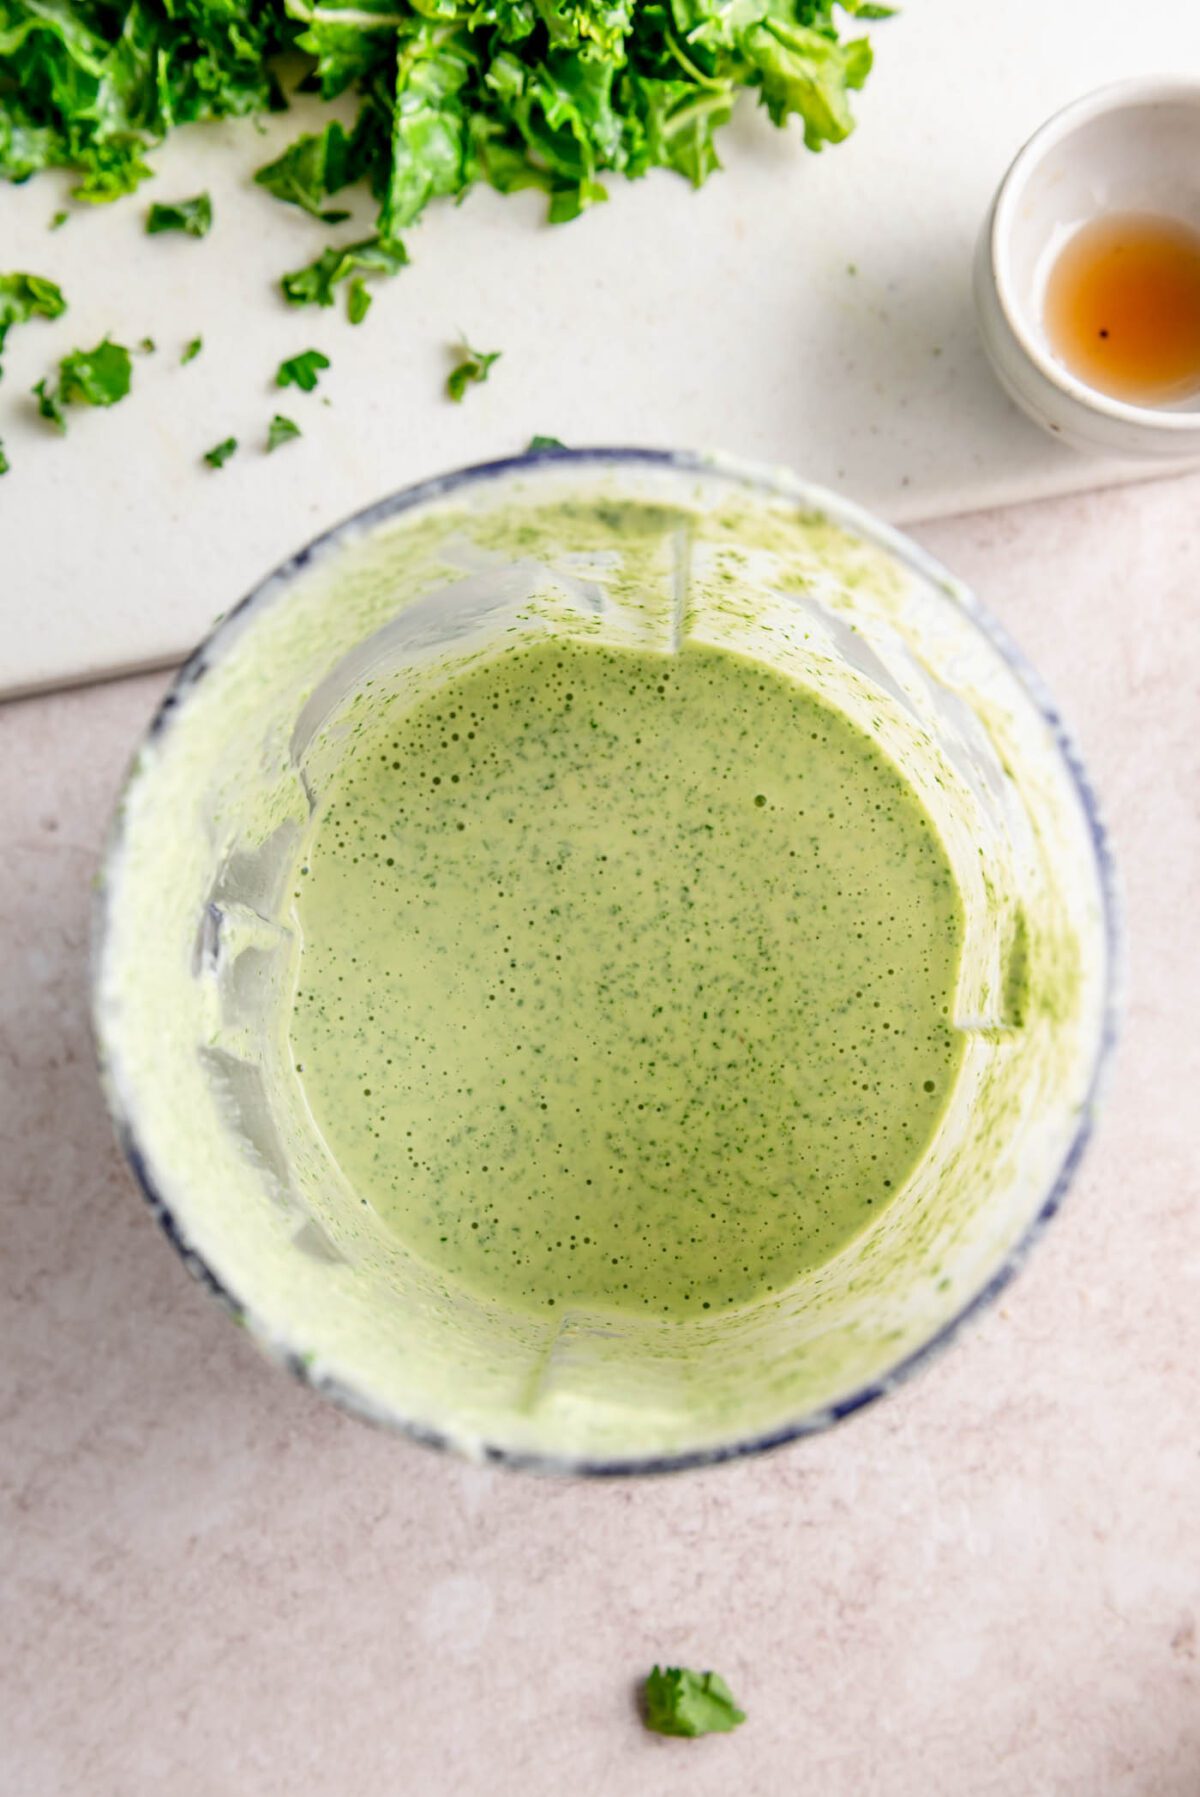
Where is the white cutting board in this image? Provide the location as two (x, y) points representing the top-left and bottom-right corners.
(2, 0), (1198, 695)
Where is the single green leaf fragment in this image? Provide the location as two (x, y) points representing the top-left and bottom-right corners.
(447, 343), (500, 403)
(0, 440), (9, 475)
(744, 22), (872, 150)
(0, 272), (67, 360)
(181, 337), (203, 366)
(378, 35), (477, 238)
(59, 339), (133, 407)
(347, 278), (371, 325)
(281, 237), (407, 308)
(267, 413), (301, 452)
(255, 123), (361, 223)
(32, 379), (65, 429)
(642, 1667), (746, 1738)
(204, 437), (238, 470)
(33, 338), (132, 427)
(50, 211), (69, 231)
(528, 434), (565, 451)
(548, 179), (609, 226)
(73, 142), (155, 205)
(138, 337), (155, 354)
(146, 195), (213, 239)
(276, 349), (330, 394)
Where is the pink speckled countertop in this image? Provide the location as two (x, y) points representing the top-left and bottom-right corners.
(2, 473), (1198, 1797)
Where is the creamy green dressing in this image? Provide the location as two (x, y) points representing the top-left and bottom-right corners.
(289, 636), (965, 1320)
(94, 466), (1111, 1465)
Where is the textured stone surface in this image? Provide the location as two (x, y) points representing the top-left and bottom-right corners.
(2, 472), (1198, 1796)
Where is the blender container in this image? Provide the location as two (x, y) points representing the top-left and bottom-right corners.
(92, 450), (1118, 1473)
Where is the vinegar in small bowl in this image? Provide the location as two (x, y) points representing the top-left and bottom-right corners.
(1044, 212), (1200, 407)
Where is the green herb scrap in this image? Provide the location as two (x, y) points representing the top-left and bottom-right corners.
(254, 122), (361, 223)
(642, 1667), (747, 1738)
(276, 349), (330, 393)
(32, 337), (132, 429)
(181, 336), (203, 365)
(0, 439), (8, 475)
(281, 236), (407, 310)
(447, 343), (500, 403)
(0, 0), (882, 280)
(203, 436), (238, 469)
(347, 278), (371, 326)
(267, 413), (301, 451)
(0, 272), (66, 363)
(146, 194), (213, 238)
(32, 378), (64, 428)
(58, 339), (132, 405)
(528, 434), (566, 451)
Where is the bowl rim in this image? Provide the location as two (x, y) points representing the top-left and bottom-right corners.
(92, 445), (1123, 1477)
(989, 75), (1200, 432)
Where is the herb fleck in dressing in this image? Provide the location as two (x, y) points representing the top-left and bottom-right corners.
(289, 638), (964, 1319)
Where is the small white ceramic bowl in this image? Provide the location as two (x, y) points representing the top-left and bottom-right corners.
(974, 77), (1200, 458)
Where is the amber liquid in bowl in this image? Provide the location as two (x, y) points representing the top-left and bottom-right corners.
(1044, 212), (1200, 406)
